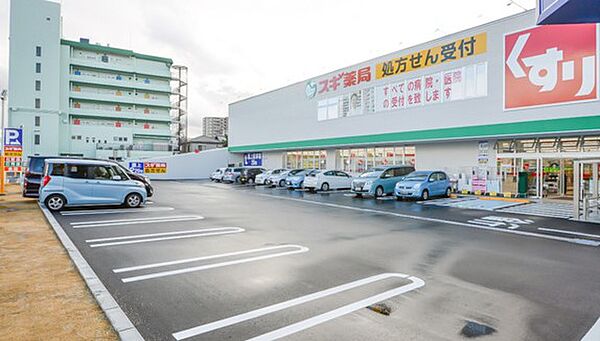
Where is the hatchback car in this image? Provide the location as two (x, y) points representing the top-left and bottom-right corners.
(285, 169), (317, 189)
(256, 168), (287, 185)
(304, 170), (352, 192)
(394, 171), (451, 200)
(351, 165), (415, 197)
(210, 168), (226, 182)
(239, 167), (267, 184)
(269, 169), (302, 187)
(222, 167), (244, 183)
(39, 159), (147, 211)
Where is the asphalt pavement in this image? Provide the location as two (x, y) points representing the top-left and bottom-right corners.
(49, 180), (600, 340)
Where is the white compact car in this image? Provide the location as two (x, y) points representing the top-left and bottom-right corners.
(268, 169), (296, 187)
(303, 170), (353, 191)
(210, 167), (226, 182)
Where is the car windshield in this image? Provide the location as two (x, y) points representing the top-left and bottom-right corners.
(404, 173), (429, 181)
(289, 169), (304, 175)
(359, 170), (383, 178)
(307, 170), (321, 176)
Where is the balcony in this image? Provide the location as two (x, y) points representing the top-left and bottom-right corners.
(69, 107), (172, 122)
(70, 91), (172, 108)
(69, 57), (171, 78)
(132, 128), (173, 137)
(70, 74), (172, 93)
(96, 142), (176, 152)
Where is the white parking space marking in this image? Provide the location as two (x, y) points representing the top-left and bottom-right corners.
(258, 194), (600, 247)
(86, 227), (245, 248)
(538, 228), (600, 239)
(60, 207), (174, 216)
(119, 244), (309, 283)
(172, 273), (424, 340)
(70, 215), (204, 229)
(582, 316), (600, 341)
(115, 244), (300, 273)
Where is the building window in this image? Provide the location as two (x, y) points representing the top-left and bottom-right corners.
(35, 63), (41, 73)
(34, 134), (40, 145)
(35, 98), (41, 109)
(36, 46), (42, 57)
(35, 80), (41, 91)
(34, 116), (40, 127)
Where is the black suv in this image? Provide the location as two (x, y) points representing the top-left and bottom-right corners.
(22, 156), (154, 198)
(239, 167), (266, 184)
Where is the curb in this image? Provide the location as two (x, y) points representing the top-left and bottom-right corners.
(38, 203), (144, 341)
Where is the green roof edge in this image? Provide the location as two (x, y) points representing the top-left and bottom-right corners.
(228, 115), (600, 153)
(61, 39), (173, 64)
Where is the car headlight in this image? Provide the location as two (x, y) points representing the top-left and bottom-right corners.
(413, 183), (421, 189)
(364, 180), (373, 187)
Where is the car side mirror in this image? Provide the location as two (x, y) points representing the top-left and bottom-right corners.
(112, 175), (122, 181)
(428, 178), (435, 182)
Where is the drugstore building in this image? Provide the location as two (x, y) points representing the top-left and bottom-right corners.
(229, 10), (600, 199)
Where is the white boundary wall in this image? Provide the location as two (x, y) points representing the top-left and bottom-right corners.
(127, 148), (242, 180)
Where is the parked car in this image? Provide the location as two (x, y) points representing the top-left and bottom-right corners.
(269, 169), (302, 187)
(210, 168), (226, 182)
(222, 167), (244, 183)
(39, 159), (147, 211)
(304, 169), (353, 191)
(23, 156), (60, 197)
(394, 171), (451, 200)
(23, 156), (153, 198)
(351, 165), (415, 197)
(256, 168), (287, 185)
(285, 169), (317, 189)
(239, 167), (267, 184)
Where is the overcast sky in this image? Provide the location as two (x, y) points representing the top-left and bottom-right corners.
(0, 0), (535, 137)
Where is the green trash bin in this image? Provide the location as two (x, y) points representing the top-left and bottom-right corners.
(518, 172), (529, 197)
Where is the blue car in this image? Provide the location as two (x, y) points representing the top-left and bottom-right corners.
(351, 165), (415, 197)
(285, 169), (316, 189)
(394, 171), (451, 200)
(39, 159), (147, 211)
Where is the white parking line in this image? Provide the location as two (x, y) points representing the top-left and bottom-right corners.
(257, 194), (600, 247)
(70, 215), (204, 229)
(582, 316), (600, 341)
(60, 207), (174, 216)
(120, 244), (309, 283)
(172, 273), (424, 340)
(86, 227), (245, 248)
(114, 244), (302, 273)
(538, 227), (600, 239)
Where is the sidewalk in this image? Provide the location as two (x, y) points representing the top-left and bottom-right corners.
(0, 185), (116, 340)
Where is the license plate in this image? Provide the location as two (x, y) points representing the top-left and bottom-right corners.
(356, 187), (362, 191)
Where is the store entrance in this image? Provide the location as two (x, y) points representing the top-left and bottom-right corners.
(497, 156), (574, 199)
(542, 159), (574, 200)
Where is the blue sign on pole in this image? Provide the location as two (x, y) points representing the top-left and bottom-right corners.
(128, 162), (145, 174)
(3, 128), (23, 147)
(243, 152), (263, 167)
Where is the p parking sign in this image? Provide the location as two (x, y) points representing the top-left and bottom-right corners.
(3, 128), (23, 146)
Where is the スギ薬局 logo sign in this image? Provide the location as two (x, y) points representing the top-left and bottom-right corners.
(504, 24), (598, 110)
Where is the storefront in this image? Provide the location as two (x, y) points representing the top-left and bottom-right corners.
(229, 11), (600, 199)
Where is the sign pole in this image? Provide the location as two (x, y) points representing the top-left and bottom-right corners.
(0, 155), (5, 196)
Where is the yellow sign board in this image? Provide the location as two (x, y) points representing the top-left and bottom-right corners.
(144, 162), (167, 174)
(376, 32), (487, 80)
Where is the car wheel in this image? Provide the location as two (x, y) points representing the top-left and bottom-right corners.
(396, 196), (403, 201)
(125, 193), (143, 208)
(355, 193), (363, 198)
(279, 180), (285, 187)
(445, 187), (452, 197)
(248, 178), (254, 184)
(375, 186), (384, 198)
(421, 189), (429, 201)
(45, 194), (66, 211)
(321, 183), (330, 192)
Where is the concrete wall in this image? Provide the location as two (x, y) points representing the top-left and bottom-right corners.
(415, 140), (497, 180)
(127, 148), (242, 180)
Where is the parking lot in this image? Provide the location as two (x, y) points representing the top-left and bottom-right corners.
(46, 180), (600, 340)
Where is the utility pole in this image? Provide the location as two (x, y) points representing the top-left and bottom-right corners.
(1, 89), (6, 141)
